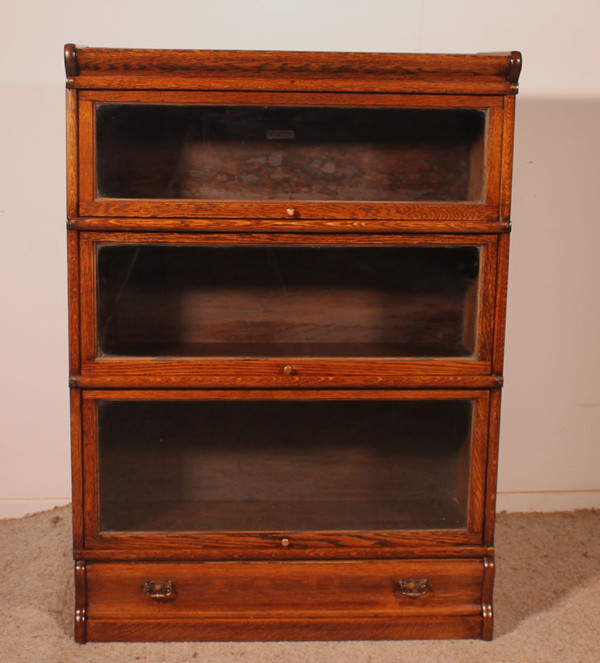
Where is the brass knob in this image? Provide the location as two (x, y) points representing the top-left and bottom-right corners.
(281, 538), (290, 548)
(283, 365), (295, 375)
(286, 207), (295, 217)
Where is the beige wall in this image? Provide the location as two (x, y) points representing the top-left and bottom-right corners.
(1, 0), (598, 517)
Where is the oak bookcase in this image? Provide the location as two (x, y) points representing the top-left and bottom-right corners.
(65, 46), (521, 642)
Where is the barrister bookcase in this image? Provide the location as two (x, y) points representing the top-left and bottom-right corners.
(65, 45), (521, 642)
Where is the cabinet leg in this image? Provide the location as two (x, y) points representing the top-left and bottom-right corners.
(482, 556), (495, 640)
(74, 560), (87, 644)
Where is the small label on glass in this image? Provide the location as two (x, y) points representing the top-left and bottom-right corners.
(266, 129), (295, 140)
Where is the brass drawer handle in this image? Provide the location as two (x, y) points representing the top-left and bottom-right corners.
(397, 578), (430, 598)
(142, 580), (177, 601)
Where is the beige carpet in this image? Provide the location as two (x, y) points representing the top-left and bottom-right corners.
(0, 507), (598, 662)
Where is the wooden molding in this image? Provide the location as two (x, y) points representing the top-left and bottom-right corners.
(74, 560), (87, 644)
(482, 556), (495, 640)
(65, 47), (522, 95)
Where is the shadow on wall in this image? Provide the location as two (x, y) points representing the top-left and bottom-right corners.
(499, 97), (600, 497)
(512, 97), (600, 214)
(507, 96), (600, 368)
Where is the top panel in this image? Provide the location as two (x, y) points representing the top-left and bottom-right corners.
(67, 48), (519, 226)
(65, 46), (521, 95)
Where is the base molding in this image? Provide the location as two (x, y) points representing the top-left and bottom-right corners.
(85, 615), (483, 642)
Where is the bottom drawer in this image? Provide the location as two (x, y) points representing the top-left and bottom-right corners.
(82, 559), (487, 641)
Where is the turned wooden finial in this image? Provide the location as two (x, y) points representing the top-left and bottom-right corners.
(64, 44), (79, 77)
(507, 51), (522, 90)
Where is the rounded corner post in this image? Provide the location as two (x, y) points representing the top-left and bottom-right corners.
(482, 556), (495, 640)
(64, 44), (79, 78)
(508, 51), (522, 91)
(74, 560), (87, 644)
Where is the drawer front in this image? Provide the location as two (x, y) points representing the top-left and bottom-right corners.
(86, 559), (484, 620)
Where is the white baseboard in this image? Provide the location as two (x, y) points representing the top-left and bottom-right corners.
(497, 490), (600, 512)
(0, 499), (71, 520)
(1, 493), (598, 521)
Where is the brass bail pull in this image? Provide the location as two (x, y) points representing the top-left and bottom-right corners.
(142, 580), (177, 601)
(397, 578), (430, 598)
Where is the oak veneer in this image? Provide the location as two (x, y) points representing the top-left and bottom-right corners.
(65, 46), (520, 643)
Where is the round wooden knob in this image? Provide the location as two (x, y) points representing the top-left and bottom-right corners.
(283, 365), (295, 375)
(286, 207), (295, 217)
(281, 538), (290, 548)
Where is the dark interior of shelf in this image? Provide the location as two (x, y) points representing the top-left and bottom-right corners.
(97, 245), (480, 358)
(98, 399), (473, 533)
(95, 105), (486, 202)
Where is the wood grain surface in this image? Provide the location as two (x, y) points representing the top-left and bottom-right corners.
(82, 558), (485, 641)
(66, 46), (521, 95)
(65, 46), (518, 642)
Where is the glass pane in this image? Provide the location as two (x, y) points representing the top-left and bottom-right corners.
(96, 105), (486, 202)
(98, 399), (473, 532)
(97, 245), (480, 358)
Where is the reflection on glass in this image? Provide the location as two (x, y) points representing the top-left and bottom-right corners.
(96, 245), (480, 358)
(96, 105), (486, 202)
(98, 399), (472, 533)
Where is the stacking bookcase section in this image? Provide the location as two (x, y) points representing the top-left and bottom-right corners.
(66, 46), (520, 643)
(75, 94), (503, 226)
(77, 232), (500, 389)
(83, 390), (489, 544)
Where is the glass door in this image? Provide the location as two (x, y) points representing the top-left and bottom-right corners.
(78, 233), (498, 387)
(77, 91), (504, 222)
(95, 105), (486, 203)
(82, 390), (489, 553)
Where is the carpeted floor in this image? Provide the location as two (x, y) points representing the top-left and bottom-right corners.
(0, 507), (598, 662)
